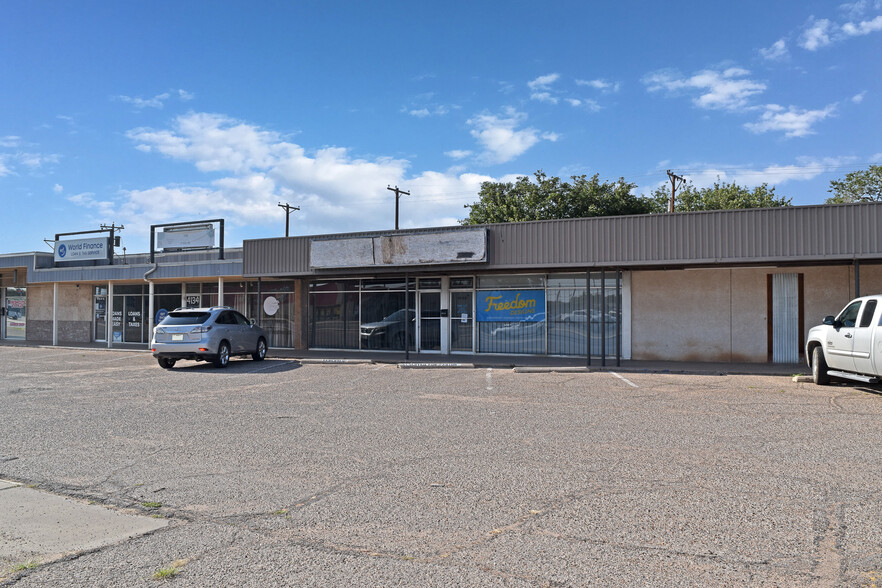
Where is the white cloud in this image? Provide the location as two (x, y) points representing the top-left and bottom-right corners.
(569, 98), (601, 112)
(842, 14), (882, 35)
(128, 113), (281, 173)
(800, 18), (833, 50)
(744, 103), (837, 137)
(117, 92), (171, 109)
(0, 149), (60, 175)
(575, 79), (620, 92)
(759, 39), (789, 60)
(530, 91), (558, 104)
(528, 74), (562, 104)
(852, 91), (867, 103)
(53, 184), (63, 193)
(643, 67), (766, 111)
(660, 157), (857, 191)
(0, 135), (19, 148)
(466, 108), (558, 164)
(527, 73), (560, 91)
(798, 10), (882, 50)
(404, 104), (450, 118)
(116, 89), (195, 110)
(67, 192), (116, 217)
(117, 111), (498, 237)
(444, 150), (472, 159)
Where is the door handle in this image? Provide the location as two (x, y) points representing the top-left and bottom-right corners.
(845, 333), (853, 338)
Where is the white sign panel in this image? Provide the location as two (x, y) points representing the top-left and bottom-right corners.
(54, 237), (108, 262)
(157, 226), (215, 250)
(310, 229), (487, 269)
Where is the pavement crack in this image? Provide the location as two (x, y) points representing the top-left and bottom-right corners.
(813, 502), (845, 587)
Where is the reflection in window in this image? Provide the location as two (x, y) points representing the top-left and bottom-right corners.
(360, 292), (414, 351)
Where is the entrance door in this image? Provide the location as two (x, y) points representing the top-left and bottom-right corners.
(94, 296), (107, 342)
(419, 292), (441, 352)
(770, 274), (801, 363)
(4, 287), (27, 340)
(450, 291), (474, 352)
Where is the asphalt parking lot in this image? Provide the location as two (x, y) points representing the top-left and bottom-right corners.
(1, 347), (881, 587)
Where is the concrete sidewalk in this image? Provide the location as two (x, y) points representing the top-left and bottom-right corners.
(0, 479), (167, 580)
(1, 339), (808, 376)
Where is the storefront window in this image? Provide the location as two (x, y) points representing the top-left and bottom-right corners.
(476, 282), (546, 354)
(360, 291), (412, 350)
(309, 286), (359, 349)
(248, 281), (297, 348)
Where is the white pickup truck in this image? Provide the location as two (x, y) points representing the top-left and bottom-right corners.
(805, 295), (882, 385)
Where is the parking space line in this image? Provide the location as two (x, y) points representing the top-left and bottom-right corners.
(611, 372), (639, 388)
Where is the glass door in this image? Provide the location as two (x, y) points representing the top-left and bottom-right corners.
(450, 291), (474, 352)
(419, 292), (441, 352)
(94, 295), (107, 341)
(4, 287), (27, 340)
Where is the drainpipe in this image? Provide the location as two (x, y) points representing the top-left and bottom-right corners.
(144, 263), (158, 346)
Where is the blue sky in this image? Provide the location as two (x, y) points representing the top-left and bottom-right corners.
(1, 0), (880, 253)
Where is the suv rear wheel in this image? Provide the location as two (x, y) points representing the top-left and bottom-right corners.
(157, 357), (176, 369)
(213, 341), (231, 368)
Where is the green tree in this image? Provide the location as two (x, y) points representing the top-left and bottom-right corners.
(825, 165), (882, 204)
(649, 180), (791, 212)
(461, 171), (658, 224)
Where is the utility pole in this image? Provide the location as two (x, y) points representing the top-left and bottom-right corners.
(666, 170), (687, 213)
(278, 202), (300, 237)
(101, 222), (126, 247)
(387, 185), (410, 230)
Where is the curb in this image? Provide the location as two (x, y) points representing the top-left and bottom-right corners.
(297, 358), (374, 365)
(399, 362), (475, 369)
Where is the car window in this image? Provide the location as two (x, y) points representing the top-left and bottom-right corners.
(215, 311), (234, 325)
(160, 312), (211, 325)
(860, 300), (878, 328)
(232, 312), (250, 326)
(838, 301), (863, 327)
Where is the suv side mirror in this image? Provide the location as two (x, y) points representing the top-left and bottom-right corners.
(822, 315), (836, 325)
(250, 318), (256, 326)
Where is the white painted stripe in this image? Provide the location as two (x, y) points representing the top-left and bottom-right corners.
(611, 372), (639, 388)
(486, 368), (493, 391)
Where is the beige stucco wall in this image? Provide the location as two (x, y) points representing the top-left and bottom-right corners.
(25, 283), (93, 343)
(631, 264), (882, 363)
(27, 284), (92, 320)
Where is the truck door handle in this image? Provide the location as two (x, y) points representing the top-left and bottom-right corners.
(845, 333), (853, 338)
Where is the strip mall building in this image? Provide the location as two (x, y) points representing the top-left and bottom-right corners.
(1, 203), (879, 364)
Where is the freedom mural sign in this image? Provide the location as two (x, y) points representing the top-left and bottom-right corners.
(476, 290), (546, 322)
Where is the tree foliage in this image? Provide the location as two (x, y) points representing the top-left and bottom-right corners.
(825, 165), (882, 204)
(649, 180), (791, 212)
(461, 171), (658, 225)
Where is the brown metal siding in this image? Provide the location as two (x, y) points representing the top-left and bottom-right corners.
(243, 203), (882, 277)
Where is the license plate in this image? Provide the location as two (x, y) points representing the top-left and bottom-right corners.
(172, 334), (184, 341)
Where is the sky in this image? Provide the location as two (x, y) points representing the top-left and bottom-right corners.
(1, 0), (880, 254)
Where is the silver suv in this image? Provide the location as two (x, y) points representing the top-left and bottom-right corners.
(151, 306), (268, 369)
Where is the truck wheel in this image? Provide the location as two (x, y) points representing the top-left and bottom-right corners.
(812, 346), (830, 385)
